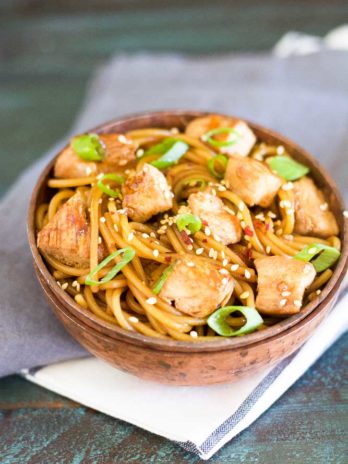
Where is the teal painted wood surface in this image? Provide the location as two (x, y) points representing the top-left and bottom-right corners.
(1, 2), (348, 462)
(1, 335), (347, 463)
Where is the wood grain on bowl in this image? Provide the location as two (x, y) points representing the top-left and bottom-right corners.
(27, 110), (348, 385)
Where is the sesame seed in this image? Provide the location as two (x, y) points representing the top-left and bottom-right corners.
(187, 244), (193, 251)
(245, 270), (251, 279)
(282, 182), (294, 191)
(255, 213), (265, 221)
(275, 229), (283, 236)
(205, 226), (211, 236)
(240, 221), (246, 229)
(142, 233), (150, 239)
(113, 224), (119, 232)
(136, 148), (144, 158)
(196, 247), (204, 255)
(98, 198), (103, 204)
(267, 211), (277, 219)
(118, 134), (128, 144)
(308, 247), (317, 254)
(150, 232), (157, 238)
(128, 232), (135, 241)
(85, 166), (93, 176)
(171, 127), (179, 134)
(213, 234), (221, 242)
(283, 234), (294, 241)
(153, 249), (159, 258)
(72, 280), (78, 287)
(320, 203), (328, 211)
(209, 248), (215, 258)
(146, 297), (157, 305)
(100, 217), (106, 223)
(237, 212), (243, 220)
(266, 245), (272, 254)
(316, 289), (322, 295)
(280, 299), (287, 307)
(277, 145), (285, 155)
(239, 202), (245, 211)
(231, 264), (239, 271)
(223, 258), (229, 266)
(254, 153), (263, 161)
(56, 281), (61, 287)
(287, 209), (294, 215)
(219, 268), (229, 275)
(240, 291), (249, 299)
(281, 291), (291, 297)
(343, 210), (348, 218)
(222, 277), (229, 285)
(294, 300), (302, 308)
(190, 330), (198, 338)
(98, 236), (102, 244)
(217, 185), (227, 192)
(129, 316), (139, 323)
(213, 250), (218, 260)
(119, 159), (128, 166)
(186, 261), (195, 267)
(221, 251), (226, 259)
(61, 282), (68, 290)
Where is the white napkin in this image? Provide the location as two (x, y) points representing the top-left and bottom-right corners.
(23, 289), (348, 460)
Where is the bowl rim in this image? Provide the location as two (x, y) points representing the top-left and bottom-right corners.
(27, 109), (348, 353)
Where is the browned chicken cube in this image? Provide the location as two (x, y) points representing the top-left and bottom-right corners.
(224, 155), (282, 207)
(159, 254), (234, 317)
(37, 191), (105, 268)
(54, 133), (137, 179)
(255, 256), (316, 316)
(293, 177), (339, 238)
(188, 190), (242, 245)
(122, 163), (173, 222)
(185, 115), (256, 157)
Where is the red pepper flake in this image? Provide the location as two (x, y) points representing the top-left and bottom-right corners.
(253, 220), (263, 229)
(201, 219), (209, 226)
(202, 239), (208, 243)
(180, 230), (193, 245)
(244, 226), (254, 237)
(245, 248), (253, 261)
(265, 223), (270, 231)
(165, 256), (172, 263)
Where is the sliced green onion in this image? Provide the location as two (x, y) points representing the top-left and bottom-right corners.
(85, 248), (135, 286)
(151, 140), (189, 170)
(267, 156), (309, 181)
(176, 213), (202, 234)
(152, 264), (175, 294)
(145, 137), (178, 155)
(72, 133), (105, 161)
(207, 154), (228, 179)
(97, 173), (125, 198)
(208, 306), (263, 337)
(203, 127), (241, 148)
(294, 243), (340, 272)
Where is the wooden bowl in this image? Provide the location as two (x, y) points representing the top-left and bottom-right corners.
(27, 110), (348, 385)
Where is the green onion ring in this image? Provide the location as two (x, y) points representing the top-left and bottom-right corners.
(207, 154), (228, 179)
(294, 243), (340, 272)
(152, 263), (175, 294)
(267, 156), (309, 181)
(151, 140), (189, 170)
(97, 173), (125, 198)
(208, 306), (263, 337)
(72, 133), (105, 161)
(85, 248), (135, 286)
(176, 213), (202, 234)
(203, 127), (241, 148)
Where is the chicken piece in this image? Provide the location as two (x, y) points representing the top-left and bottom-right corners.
(224, 155), (282, 207)
(293, 177), (339, 238)
(159, 255), (234, 317)
(54, 133), (137, 179)
(37, 191), (105, 268)
(122, 163), (173, 222)
(185, 115), (256, 157)
(188, 190), (242, 245)
(255, 256), (316, 316)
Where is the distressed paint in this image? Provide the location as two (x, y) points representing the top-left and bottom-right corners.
(0, 334), (347, 463)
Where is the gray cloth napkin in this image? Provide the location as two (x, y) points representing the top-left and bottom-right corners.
(0, 51), (347, 378)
